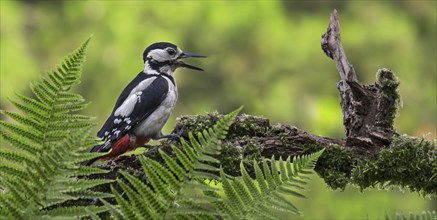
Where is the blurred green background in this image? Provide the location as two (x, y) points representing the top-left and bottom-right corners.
(1, 0), (435, 218)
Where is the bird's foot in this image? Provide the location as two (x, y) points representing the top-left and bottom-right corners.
(163, 133), (181, 142)
(154, 131), (181, 143)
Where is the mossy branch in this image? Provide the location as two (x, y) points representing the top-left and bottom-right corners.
(91, 10), (436, 196)
(92, 111), (435, 195)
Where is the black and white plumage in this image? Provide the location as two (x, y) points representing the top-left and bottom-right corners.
(84, 42), (205, 165)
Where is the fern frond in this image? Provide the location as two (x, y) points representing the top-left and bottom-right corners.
(99, 199), (124, 220)
(108, 107), (242, 220)
(218, 149), (325, 219)
(0, 149), (35, 165)
(39, 206), (107, 219)
(383, 210), (436, 220)
(0, 110), (44, 131)
(159, 149), (186, 179)
(116, 179), (155, 220)
(66, 190), (113, 199)
(119, 170), (168, 214)
(220, 169), (246, 216)
(0, 37), (111, 219)
(0, 127), (41, 154)
(143, 157), (180, 189)
(111, 185), (137, 220)
(9, 98), (49, 121)
(0, 120), (43, 143)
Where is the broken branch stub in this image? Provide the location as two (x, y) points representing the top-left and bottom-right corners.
(321, 9), (399, 148)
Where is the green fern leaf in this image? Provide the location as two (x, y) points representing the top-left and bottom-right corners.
(172, 145), (194, 170)
(39, 206), (107, 219)
(180, 138), (197, 161)
(270, 156), (282, 185)
(0, 128), (41, 154)
(254, 159), (269, 194)
(66, 190), (113, 199)
(111, 185), (137, 220)
(220, 169), (245, 216)
(0, 120), (43, 143)
(240, 162), (261, 200)
(120, 170), (168, 214)
(217, 149), (325, 219)
(145, 157), (180, 189)
(0, 149), (35, 165)
(9, 97), (49, 121)
(0, 110), (44, 131)
(117, 179), (155, 220)
(262, 159), (276, 189)
(159, 149), (186, 180)
(140, 156), (176, 202)
(99, 199), (124, 220)
(0, 37), (112, 219)
(198, 154), (221, 164)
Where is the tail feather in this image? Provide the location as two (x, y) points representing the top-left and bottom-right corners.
(81, 156), (100, 166)
(89, 141), (112, 153)
(81, 134), (150, 166)
(81, 141), (113, 166)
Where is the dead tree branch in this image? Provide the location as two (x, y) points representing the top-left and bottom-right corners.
(321, 9), (399, 149)
(90, 10), (436, 195)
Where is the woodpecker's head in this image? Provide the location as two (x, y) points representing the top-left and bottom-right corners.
(142, 42), (205, 75)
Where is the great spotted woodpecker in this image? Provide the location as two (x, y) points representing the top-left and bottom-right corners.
(83, 42), (205, 165)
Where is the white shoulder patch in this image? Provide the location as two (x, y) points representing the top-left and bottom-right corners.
(114, 77), (157, 117)
(129, 77), (156, 96)
(114, 94), (138, 117)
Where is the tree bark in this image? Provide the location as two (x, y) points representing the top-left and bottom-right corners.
(321, 9), (399, 150)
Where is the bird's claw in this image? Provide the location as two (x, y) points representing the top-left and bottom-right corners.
(166, 134), (181, 143)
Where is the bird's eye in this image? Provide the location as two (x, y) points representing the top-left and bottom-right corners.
(167, 48), (176, 56)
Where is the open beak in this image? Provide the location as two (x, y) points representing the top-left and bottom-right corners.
(176, 52), (206, 71)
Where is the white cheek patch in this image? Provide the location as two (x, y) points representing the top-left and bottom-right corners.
(148, 49), (170, 62)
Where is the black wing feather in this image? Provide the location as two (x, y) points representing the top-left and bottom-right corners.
(92, 75), (169, 152)
(97, 72), (151, 137)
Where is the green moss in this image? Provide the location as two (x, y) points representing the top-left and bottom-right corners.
(217, 141), (243, 176)
(216, 138), (264, 177)
(376, 68), (400, 90)
(314, 145), (354, 190)
(309, 136), (436, 195)
(302, 144), (325, 155)
(228, 114), (269, 138)
(351, 136), (436, 195)
(176, 112), (270, 139)
(176, 111), (223, 135)
(241, 139), (262, 161)
(376, 68), (401, 119)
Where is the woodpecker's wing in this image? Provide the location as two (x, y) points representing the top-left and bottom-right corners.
(92, 73), (169, 152)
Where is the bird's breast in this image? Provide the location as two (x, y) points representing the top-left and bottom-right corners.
(133, 78), (178, 138)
